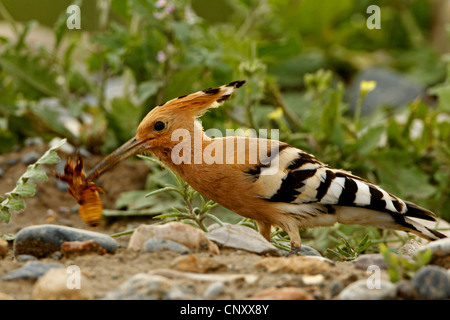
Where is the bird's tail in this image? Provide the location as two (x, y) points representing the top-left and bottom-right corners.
(401, 201), (447, 241)
(336, 202), (447, 241)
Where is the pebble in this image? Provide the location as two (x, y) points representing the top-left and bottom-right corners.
(21, 151), (40, 164)
(24, 137), (44, 147)
(398, 239), (422, 257)
(202, 281), (225, 299)
(170, 254), (226, 273)
(7, 158), (19, 166)
(247, 287), (314, 300)
(207, 223), (280, 256)
(419, 237), (450, 268)
(396, 280), (418, 300)
(141, 238), (191, 255)
(55, 180), (69, 192)
(32, 268), (94, 300)
(254, 256), (332, 275)
(338, 279), (397, 300)
(0, 239), (8, 258)
(16, 254), (38, 262)
(14, 224), (117, 258)
(330, 280), (345, 298)
(128, 222), (219, 254)
(296, 245), (322, 257)
(412, 266), (450, 300)
(103, 273), (197, 300)
(354, 254), (387, 270)
(2, 262), (63, 281)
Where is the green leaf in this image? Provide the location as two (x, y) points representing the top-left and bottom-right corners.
(137, 154), (163, 166)
(12, 180), (36, 198)
(145, 186), (180, 198)
(4, 194), (26, 212)
(36, 138), (66, 165)
(415, 248), (432, 266)
(22, 165), (48, 181)
(0, 207), (11, 223)
(137, 80), (163, 102)
(204, 213), (224, 226)
(354, 125), (385, 155)
(1, 233), (16, 241)
(0, 53), (61, 99)
(0, 139), (66, 222)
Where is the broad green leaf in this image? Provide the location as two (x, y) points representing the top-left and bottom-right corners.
(22, 165), (48, 181)
(36, 138), (66, 165)
(355, 125), (385, 155)
(12, 180), (36, 198)
(4, 194), (26, 212)
(0, 207), (11, 223)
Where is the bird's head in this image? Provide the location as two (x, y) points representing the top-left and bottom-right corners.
(87, 80), (245, 179)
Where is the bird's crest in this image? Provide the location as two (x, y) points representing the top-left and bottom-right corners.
(154, 80), (245, 118)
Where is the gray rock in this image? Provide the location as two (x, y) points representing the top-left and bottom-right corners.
(142, 238), (191, 254)
(348, 67), (425, 115)
(396, 280), (418, 300)
(330, 280), (345, 297)
(55, 180), (69, 192)
(21, 151), (40, 164)
(2, 262), (63, 281)
(354, 254), (387, 270)
(103, 273), (197, 300)
(399, 239), (422, 257)
(207, 223), (280, 256)
(338, 279), (397, 300)
(412, 266), (450, 300)
(14, 224), (117, 258)
(7, 158), (19, 166)
(16, 254), (38, 262)
(298, 245), (322, 257)
(418, 237), (450, 258)
(203, 281), (225, 299)
(24, 137), (44, 147)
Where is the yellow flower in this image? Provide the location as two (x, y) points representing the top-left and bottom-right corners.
(268, 107), (283, 120)
(360, 80), (377, 95)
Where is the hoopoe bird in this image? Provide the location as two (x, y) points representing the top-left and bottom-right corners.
(87, 80), (446, 254)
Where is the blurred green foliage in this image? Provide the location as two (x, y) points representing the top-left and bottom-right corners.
(0, 0), (449, 239)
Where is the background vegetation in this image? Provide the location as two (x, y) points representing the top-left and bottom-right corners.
(0, 0), (449, 256)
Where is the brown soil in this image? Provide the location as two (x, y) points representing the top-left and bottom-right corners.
(0, 143), (375, 300)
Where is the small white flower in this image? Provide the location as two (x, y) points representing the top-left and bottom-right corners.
(155, 0), (167, 8)
(156, 51), (167, 63)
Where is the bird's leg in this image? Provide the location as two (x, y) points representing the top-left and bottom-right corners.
(285, 225), (302, 256)
(256, 220), (272, 242)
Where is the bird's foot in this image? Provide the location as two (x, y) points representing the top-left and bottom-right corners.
(286, 244), (301, 257)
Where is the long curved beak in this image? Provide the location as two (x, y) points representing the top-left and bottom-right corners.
(86, 136), (149, 181)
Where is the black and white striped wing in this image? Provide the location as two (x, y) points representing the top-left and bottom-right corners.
(251, 145), (435, 221)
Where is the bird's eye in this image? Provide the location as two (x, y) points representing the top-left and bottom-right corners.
(154, 121), (165, 131)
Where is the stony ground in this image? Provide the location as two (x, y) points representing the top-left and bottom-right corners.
(0, 142), (449, 300)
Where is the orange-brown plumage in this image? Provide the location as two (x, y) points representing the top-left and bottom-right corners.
(87, 80), (446, 253)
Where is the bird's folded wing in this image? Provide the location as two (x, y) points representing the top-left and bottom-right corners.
(248, 144), (435, 221)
